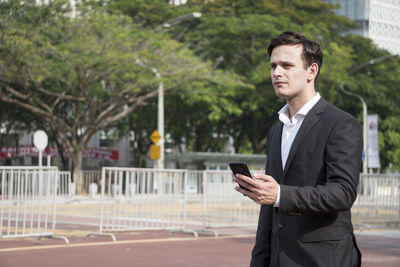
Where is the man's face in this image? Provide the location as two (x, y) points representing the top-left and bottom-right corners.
(269, 44), (311, 100)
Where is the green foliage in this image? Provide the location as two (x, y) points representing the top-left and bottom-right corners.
(342, 35), (400, 171)
(0, 0), (247, 170)
(103, 0), (175, 26)
(178, 0), (400, 171)
(178, 0), (358, 153)
(384, 130), (400, 172)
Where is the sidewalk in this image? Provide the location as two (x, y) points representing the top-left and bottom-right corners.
(357, 230), (400, 266)
(1, 226), (399, 267)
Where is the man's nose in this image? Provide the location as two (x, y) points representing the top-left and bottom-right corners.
(272, 65), (284, 76)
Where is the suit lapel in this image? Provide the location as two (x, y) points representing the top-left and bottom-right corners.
(281, 98), (328, 180)
(270, 122), (283, 179)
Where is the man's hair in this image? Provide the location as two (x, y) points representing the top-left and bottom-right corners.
(267, 31), (323, 80)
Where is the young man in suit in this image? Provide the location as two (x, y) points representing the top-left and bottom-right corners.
(233, 31), (363, 267)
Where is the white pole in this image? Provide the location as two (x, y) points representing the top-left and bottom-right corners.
(135, 12), (202, 169)
(361, 97), (368, 174)
(47, 155), (51, 167)
(39, 150), (42, 167)
(157, 80), (165, 169)
(340, 86), (368, 174)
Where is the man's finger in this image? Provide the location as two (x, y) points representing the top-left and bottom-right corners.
(235, 173), (255, 185)
(253, 173), (273, 182)
(235, 176), (254, 190)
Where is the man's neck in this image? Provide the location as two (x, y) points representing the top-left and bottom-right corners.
(286, 90), (316, 119)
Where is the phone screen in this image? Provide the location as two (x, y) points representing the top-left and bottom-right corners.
(229, 162), (253, 177)
(229, 162), (253, 190)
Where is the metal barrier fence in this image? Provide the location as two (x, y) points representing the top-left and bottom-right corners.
(198, 170), (258, 228)
(88, 167), (196, 241)
(82, 170), (102, 196)
(1, 167), (398, 244)
(195, 172), (400, 229)
(58, 171), (71, 198)
(0, 167), (68, 243)
(20, 167), (395, 242)
(353, 174), (400, 227)
(55, 170), (101, 198)
(85, 169), (400, 240)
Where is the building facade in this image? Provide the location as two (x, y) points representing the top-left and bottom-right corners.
(324, 0), (400, 55)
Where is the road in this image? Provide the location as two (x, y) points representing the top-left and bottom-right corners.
(1, 227), (399, 267)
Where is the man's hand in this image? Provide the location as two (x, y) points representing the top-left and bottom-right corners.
(232, 173), (279, 205)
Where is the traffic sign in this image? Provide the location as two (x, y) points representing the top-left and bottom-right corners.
(150, 130), (161, 144)
(33, 130), (48, 150)
(150, 144), (161, 160)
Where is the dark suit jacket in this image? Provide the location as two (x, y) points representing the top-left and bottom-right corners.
(250, 98), (363, 267)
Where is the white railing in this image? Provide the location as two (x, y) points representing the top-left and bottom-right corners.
(82, 170), (101, 196)
(47, 168), (400, 240)
(56, 170), (101, 198)
(353, 174), (400, 227)
(199, 170), (258, 228)
(0, 167), (68, 243)
(58, 171), (72, 198)
(88, 167), (197, 241)
(1, 166), (399, 244)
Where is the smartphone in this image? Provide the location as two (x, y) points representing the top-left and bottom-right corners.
(229, 162), (254, 190)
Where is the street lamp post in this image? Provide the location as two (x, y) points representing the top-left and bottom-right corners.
(135, 58), (164, 169)
(156, 69), (164, 169)
(136, 12), (202, 169)
(340, 85), (368, 173)
(340, 54), (398, 174)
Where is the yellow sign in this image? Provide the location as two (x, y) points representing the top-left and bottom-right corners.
(150, 130), (161, 144)
(150, 144), (161, 160)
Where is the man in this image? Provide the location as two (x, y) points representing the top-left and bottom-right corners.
(233, 31), (362, 267)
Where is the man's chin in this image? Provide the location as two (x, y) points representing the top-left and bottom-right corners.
(274, 91), (295, 102)
(274, 90), (287, 98)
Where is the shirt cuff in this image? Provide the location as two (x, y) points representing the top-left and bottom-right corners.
(273, 184), (281, 207)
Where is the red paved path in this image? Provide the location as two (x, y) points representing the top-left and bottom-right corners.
(1, 228), (400, 267)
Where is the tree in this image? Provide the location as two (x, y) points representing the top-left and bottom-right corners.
(0, 103), (33, 147)
(104, 0), (251, 158)
(0, 0), (247, 192)
(4, 0), (399, 173)
(99, 0), (400, 172)
(170, 0), (356, 153)
(341, 35), (400, 171)
(110, 0), (400, 171)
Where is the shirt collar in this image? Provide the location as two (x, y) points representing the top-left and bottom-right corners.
(278, 93), (321, 124)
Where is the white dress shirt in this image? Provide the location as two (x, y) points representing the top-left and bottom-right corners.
(273, 93), (321, 207)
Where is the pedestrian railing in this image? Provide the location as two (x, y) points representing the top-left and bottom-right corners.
(84, 168), (400, 240)
(0, 167), (69, 243)
(353, 174), (400, 228)
(199, 170), (258, 228)
(58, 171), (72, 198)
(87, 167), (197, 241)
(82, 170), (101, 196)
(23, 167), (400, 241)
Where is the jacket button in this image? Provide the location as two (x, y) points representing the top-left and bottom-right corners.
(278, 223), (284, 228)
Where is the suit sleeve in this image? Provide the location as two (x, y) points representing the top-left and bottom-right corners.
(250, 128), (274, 266)
(279, 115), (363, 214)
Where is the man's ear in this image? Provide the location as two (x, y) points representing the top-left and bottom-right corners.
(307, 63), (319, 82)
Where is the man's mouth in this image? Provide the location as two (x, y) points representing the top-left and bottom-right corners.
(274, 81), (286, 86)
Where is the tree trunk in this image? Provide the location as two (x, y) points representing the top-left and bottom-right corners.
(54, 137), (69, 171)
(71, 150), (84, 195)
